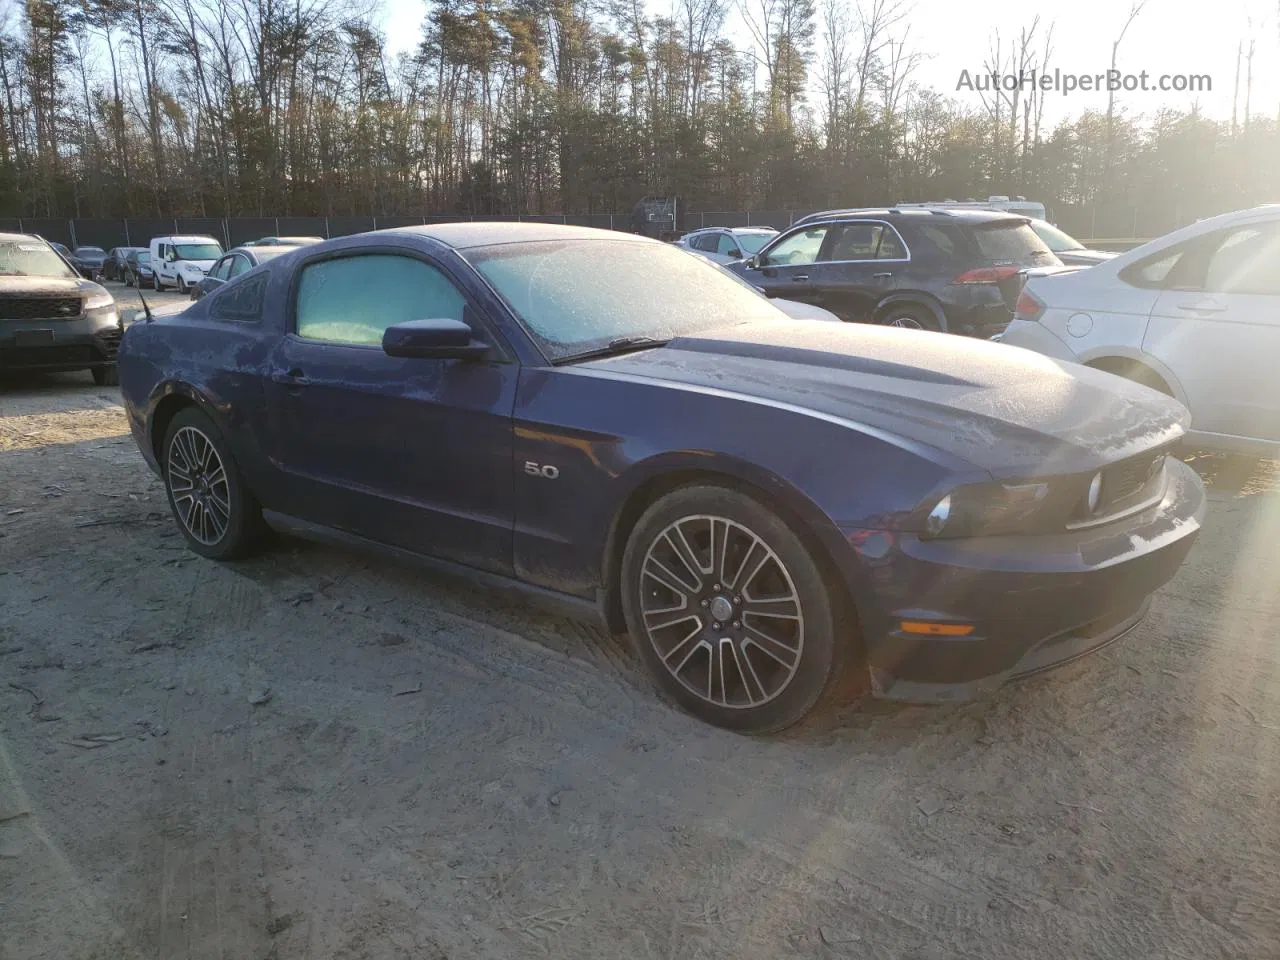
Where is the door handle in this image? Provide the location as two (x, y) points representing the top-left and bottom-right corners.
(271, 368), (310, 389)
(872, 271), (894, 279)
(791, 274), (809, 282)
(1177, 300), (1226, 314)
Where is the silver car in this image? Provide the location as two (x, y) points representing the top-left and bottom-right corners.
(674, 227), (778, 265)
(1002, 204), (1280, 457)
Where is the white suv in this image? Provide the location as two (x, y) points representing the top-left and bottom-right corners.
(1001, 205), (1280, 456)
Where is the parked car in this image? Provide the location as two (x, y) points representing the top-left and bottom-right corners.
(118, 224), (1204, 731)
(123, 249), (155, 288)
(0, 233), (124, 385)
(190, 244), (302, 300)
(150, 235), (223, 294)
(1001, 204), (1280, 457)
(47, 241), (73, 262)
(686, 250), (841, 321)
(1026, 220), (1116, 266)
(731, 208), (1062, 336)
(69, 245), (108, 279)
(248, 236), (324, 247)
(102, 246), (147, 282)
(674, 227), (778, 264)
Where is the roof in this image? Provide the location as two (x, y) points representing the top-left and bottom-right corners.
(382, 222), (656, 249)
(797, 207), (1025, 224)
(684, 226), (778, 234)
(154, 235), (220, 243)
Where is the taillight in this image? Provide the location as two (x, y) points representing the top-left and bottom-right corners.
(952, 265), (1021, 284)
(1014, 288), (1046, 322)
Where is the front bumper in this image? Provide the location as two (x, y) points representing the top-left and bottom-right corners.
(0, 313), (124, 372)
(844, 457), (1205, 703)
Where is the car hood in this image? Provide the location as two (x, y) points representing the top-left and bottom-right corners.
(580, 319), (1187, 477)
(177, 259), (216, 270)
(0, 275), (99, 295)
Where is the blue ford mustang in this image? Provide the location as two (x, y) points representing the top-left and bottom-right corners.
(118, 224), (1206, 732)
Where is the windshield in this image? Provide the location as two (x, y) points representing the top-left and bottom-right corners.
(135, 251), (151, 263)
(0, 239), (78, 278)
(466, 239), (782, 361)
(174, 243), (222, 260)
(75, 246), (106, 256)
(1030, 221), (1085, 253)
(736, 233), (774, 254)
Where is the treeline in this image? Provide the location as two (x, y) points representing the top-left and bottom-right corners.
(1, 0), (1277, 222)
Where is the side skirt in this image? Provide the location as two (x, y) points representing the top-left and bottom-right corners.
(261, 510), (607, 627)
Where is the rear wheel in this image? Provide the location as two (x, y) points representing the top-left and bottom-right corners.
(879, 303), (941, 331)
(620, 484), (851, 733)
(162, 407), (265, 560)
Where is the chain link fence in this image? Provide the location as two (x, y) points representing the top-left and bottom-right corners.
(1, 204), (1224, 252)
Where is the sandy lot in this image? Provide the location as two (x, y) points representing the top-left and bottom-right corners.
(2, 369), (1279, 960)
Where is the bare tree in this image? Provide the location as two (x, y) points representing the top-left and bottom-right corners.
(1105, 0), (1146, 171)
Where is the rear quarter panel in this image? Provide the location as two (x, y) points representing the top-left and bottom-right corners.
(117, 300), (279, 499)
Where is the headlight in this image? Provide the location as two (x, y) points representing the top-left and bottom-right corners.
(918, 481), (1051, 539)
(85, 289), (115, 310)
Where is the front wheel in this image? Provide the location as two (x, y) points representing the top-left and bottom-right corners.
(162, 407), (265, 560)
(91, 365), (119, 386)
(620, 484), (852, 733)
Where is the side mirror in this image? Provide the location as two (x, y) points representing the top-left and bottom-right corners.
(382, 318), (489, 360)
(747, 254), (760, 269)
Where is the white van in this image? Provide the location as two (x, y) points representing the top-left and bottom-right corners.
(150, 235), (224, 294)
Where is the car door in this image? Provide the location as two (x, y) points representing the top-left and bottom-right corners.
(715, 233), (745, 262)
(263, 248), (518, 574)
(738, 224), (834, 309)
(811, 221), (908, 322)
(688, 232), (727, 263)
(1144, 219), (1280, 443)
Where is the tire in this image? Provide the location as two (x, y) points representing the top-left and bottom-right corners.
(162, 407), (265, 561)
(91, 365), (119, 386)
(620, 484), (851, 733)
(176, 276), (187, 295)
(124, 271), (134, 287)
(1088, 358), (1173, 397)
(154, 274), (166, 292)
(879, 303), (941, 331)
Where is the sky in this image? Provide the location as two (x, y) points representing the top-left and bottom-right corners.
(378, 0), (1280, 127)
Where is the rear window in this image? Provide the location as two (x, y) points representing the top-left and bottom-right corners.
(973, 222), (1055, 262)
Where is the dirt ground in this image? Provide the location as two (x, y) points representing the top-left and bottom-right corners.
(3, 352), (1280, 959)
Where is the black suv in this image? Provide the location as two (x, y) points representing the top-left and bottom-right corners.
(729, 208), (1061, 336)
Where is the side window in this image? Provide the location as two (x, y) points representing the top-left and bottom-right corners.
(877, 227), (908, 259)
(826, 223), (883, 262)
(761, 226), (829, 266)
(915, 225), (958, 257)
(211, 258), (232, 281)
(716, 234), (742, 257)
(1204, 224), (1280, 295)
(1120, 247), (1188, 290)
(209, 274), (267, 323)
(296, 254), (466, 346)
(691, 233), (718, 253)
(228, 255), (251, 278)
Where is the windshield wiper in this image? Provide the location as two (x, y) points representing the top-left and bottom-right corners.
(556, 336), (671, 364)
